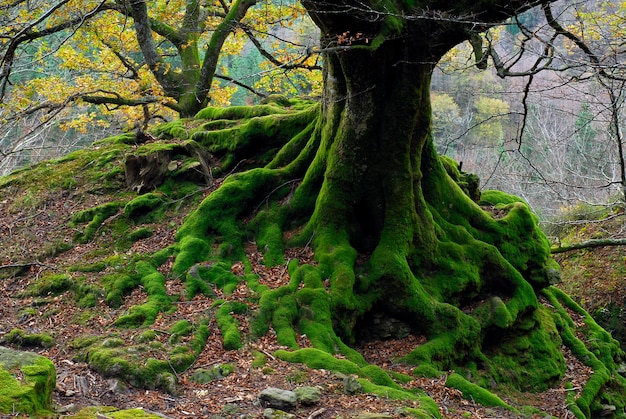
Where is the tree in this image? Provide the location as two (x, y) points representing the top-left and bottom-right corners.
(133, 0), (625, 414)
(14, 0), (622, 415)
(0, 0), (320, 174)
(0, 0), (318, 118)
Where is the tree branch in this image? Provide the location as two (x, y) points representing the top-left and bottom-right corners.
(126, 0), (182, 98)
(0, 1), (114, 100)
(241, 25), (322, 71)
(214, 73), (267, 98)
(551, 238), (626, 254)
(194, 0), (257, 110)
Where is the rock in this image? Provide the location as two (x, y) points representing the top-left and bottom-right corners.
(263, 408), (296, 419)
(107, 378), (130, 394)
(222, 403), (239, 415)
(190, 364), (234, 384)
(258, 387), (298, 410)
(343, 375), (362, 395)
(56, 403), (76, 413)
(600, 404), (617, 416)
(295, 386), (321, 405)
(0, 345), (56, 415)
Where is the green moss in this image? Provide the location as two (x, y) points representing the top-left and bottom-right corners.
(129, 227), (154, 242)
(150, 246), (176, 267)
(479, 190), (527, 206)
(169, 320), (193, 343)
(446, 373), (511, 408)
(190, 364), (234, 384)
(542, 287), (626, 417)
(216, 302), (247, 349)
(114, 261), (171, 327)
(0, 349), (56, 415)
(69, 261), (107, 273)
(71, 201), (124, 243)
(1, 328), (54, 348)
(18, 273), (74, 297)
(169, 348), (196, 372)
(79, 316), (209, 392)
(103, 273), (140, 308)
(136, 330), (157, 343)
(272, 294), (299, 348)
(252, 208), (286, 266)
(276, 348), (359, 376)
(189, 318), (211, 354)
(195, 103), (292, 120)
(152, 120), (189, 140)
(276, 348), (396, 387)
(70, 335), (100, 349)
(476, 306), (564, 392)
(412, 364), (444, 378)
(402, 405), (443, 419)
(124, 192), (165, 222)
(357, 378), (417, 400)
(172, 237), (210, 276)
(64, 406), (119, 418)
(98, 132), (139, 145)
(109, 408), (168, 419)
(252, 351), (267, 368)
(190, 261), (240, 293)
(73, 278), (104, 308)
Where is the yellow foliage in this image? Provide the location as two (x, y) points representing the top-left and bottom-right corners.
(474, 97), (510, 143)
(2, 0), (320, 134)
(432, 93), (460, 128)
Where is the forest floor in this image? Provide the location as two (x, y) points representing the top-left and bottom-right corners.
(0, 169), (623, 418)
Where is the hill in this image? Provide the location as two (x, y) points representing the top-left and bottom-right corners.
(1, 104), (626, 418)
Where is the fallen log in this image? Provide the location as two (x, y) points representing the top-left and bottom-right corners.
(551, 238), (626, 254)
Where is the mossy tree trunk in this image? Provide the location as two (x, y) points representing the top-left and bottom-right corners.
(162, 0), (625, 406)
(287, 1), (562, 374)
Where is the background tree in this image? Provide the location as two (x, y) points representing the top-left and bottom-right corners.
(0, 0), (321, 174)
(427, 1), (626, 223)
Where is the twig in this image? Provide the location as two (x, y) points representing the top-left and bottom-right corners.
(307, 408), (326, 419)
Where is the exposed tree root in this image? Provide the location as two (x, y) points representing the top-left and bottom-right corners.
(68, 98), (626, 417)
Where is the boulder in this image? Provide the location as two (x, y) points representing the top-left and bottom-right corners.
(294, 386), (321, 405)
(258, 387), (298, 410)
(0, 345), (56, 415)
(343, 375), (363, 395)
(263, 408), (296, 419)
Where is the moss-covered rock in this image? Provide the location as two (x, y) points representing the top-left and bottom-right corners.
(0, 346), (56, 415)
(190, 364), (234, 384)
(0, 328), (55, 348)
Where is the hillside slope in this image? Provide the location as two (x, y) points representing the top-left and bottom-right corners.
(1, 110), (626, 418)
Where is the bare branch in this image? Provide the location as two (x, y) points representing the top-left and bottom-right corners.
(241, 26), (322, 71)
(214, 74), (267, 99)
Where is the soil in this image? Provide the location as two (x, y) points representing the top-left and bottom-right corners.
(0, 176), (617, 419)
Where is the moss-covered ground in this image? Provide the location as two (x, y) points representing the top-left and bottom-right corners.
(0, 98), (625, 418)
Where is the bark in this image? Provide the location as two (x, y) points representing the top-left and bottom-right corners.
(128, 0), (183, 100)
(191, 0), (257, 116)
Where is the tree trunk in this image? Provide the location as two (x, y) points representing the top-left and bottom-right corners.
(153, 1), (626, 410)
(285, 10), (564, 388)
